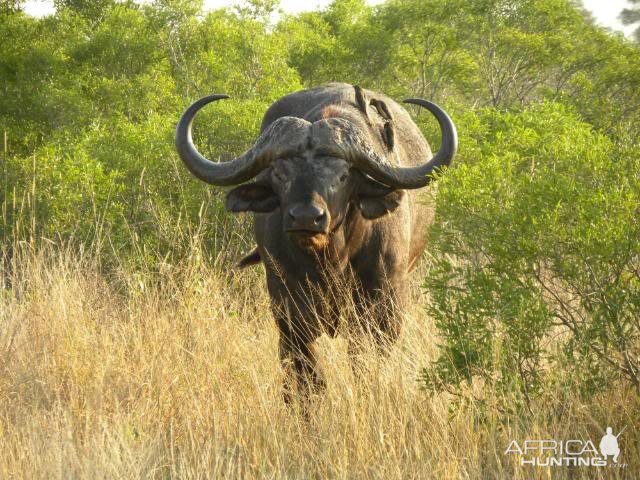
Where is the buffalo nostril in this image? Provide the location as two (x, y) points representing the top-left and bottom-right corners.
(288, 204), (328, 230)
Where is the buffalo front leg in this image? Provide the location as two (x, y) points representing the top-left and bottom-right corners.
(345, 286), (403, 383)
(350, 248), (408, 354)
(276, 316), (325, 404)
(351, 285), (403, 351)
(265, 269), (326, 403)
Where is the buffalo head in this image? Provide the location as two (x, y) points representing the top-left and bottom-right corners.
(175, 95), (457, 250)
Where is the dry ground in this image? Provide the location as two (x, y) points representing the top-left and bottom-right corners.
(0, 246), (638, 479)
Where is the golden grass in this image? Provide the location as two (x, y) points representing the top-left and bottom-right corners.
(0, 246), (637, 479)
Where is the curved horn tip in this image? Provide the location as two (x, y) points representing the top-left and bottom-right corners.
(403, 97), (423, 104)
(402, 97), (458, 145)
(189, 93), (231, 107)
(176, 93), (231, 147)
(402, 97), (439, 109)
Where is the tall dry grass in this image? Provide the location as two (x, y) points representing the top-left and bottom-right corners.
(0, 243), (638, 479)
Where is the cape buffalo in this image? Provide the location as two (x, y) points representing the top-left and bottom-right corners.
(176, 83), (457, 401)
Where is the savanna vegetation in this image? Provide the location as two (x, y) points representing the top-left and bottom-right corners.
(1, 0), (639, 478)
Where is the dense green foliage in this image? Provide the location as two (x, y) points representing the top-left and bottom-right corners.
(1, 0), (638, 402)
(423, 103), (639, 401)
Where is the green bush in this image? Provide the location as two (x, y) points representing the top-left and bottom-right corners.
(0, 2), (299, 268)
(423, 102), (640, 402)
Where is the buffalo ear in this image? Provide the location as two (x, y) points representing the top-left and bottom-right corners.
(225, 182), (279, 213)
(357, 181), (405, 220)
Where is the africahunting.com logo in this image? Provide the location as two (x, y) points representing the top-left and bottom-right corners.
(505, 426), (628, 468)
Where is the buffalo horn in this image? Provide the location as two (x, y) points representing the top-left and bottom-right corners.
(175, 95), (310, 186)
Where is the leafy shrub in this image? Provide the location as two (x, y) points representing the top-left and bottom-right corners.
(423, 102), (640, 402)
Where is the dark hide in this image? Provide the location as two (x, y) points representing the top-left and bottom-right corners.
(226, 83), (439, 401)
(237, 248), (261, 269)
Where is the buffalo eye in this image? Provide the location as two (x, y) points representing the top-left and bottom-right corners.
(272, 169), (287, 183)
(339, 173), (348, 183)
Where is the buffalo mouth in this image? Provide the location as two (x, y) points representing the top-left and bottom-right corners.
(285, 229), (328, 236)
(285, 229), (330, 251)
